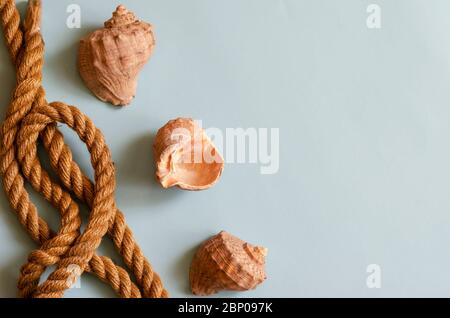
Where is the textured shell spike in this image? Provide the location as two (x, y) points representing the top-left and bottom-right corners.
(104, 5), (136, 28)
(189, 231), (268, 296)
(78, 5), (155, 106)
(153, 118), (224, 191)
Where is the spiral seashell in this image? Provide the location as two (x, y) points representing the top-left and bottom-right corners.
(153, 118), (224, 191)
(189, 231), (268, 296)
(78, 5), (155, 106)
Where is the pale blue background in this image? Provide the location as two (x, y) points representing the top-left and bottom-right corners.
(1, 0), (450, 297)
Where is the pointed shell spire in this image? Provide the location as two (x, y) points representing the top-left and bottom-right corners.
(104, 5), (137, 28)
(189, 231), (268, 296)
(78, 5), (155, 106)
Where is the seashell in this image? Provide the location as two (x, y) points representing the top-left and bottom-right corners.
(78, 5), (155, 106)
(153, 118), (224, 191)
(189, 231), (268, 296)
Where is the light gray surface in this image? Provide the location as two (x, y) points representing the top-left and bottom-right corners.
(1, 0), (450, 298)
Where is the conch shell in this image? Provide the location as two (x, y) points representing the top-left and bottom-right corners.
(190, 231), (268, 296)
(153, 118), (224, 191)
(78, 5), (155, 106)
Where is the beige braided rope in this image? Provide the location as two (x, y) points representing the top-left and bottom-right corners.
(0, 0), (168, 298)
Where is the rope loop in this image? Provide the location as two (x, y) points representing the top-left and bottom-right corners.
(0, 0), (167, 298)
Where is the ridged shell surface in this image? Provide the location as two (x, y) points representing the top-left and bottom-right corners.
(78, 5), (155, 106)
(190, 231), (267, 296)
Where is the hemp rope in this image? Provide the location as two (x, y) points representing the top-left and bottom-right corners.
(0, 0), (168, 298)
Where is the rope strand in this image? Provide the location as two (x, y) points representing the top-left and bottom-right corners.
(0, 0), (167, 298)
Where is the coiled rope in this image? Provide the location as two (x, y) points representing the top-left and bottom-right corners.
(0, 0), (168, 298)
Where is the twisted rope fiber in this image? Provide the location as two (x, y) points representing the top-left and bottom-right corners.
(0, 0), (167, 298)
